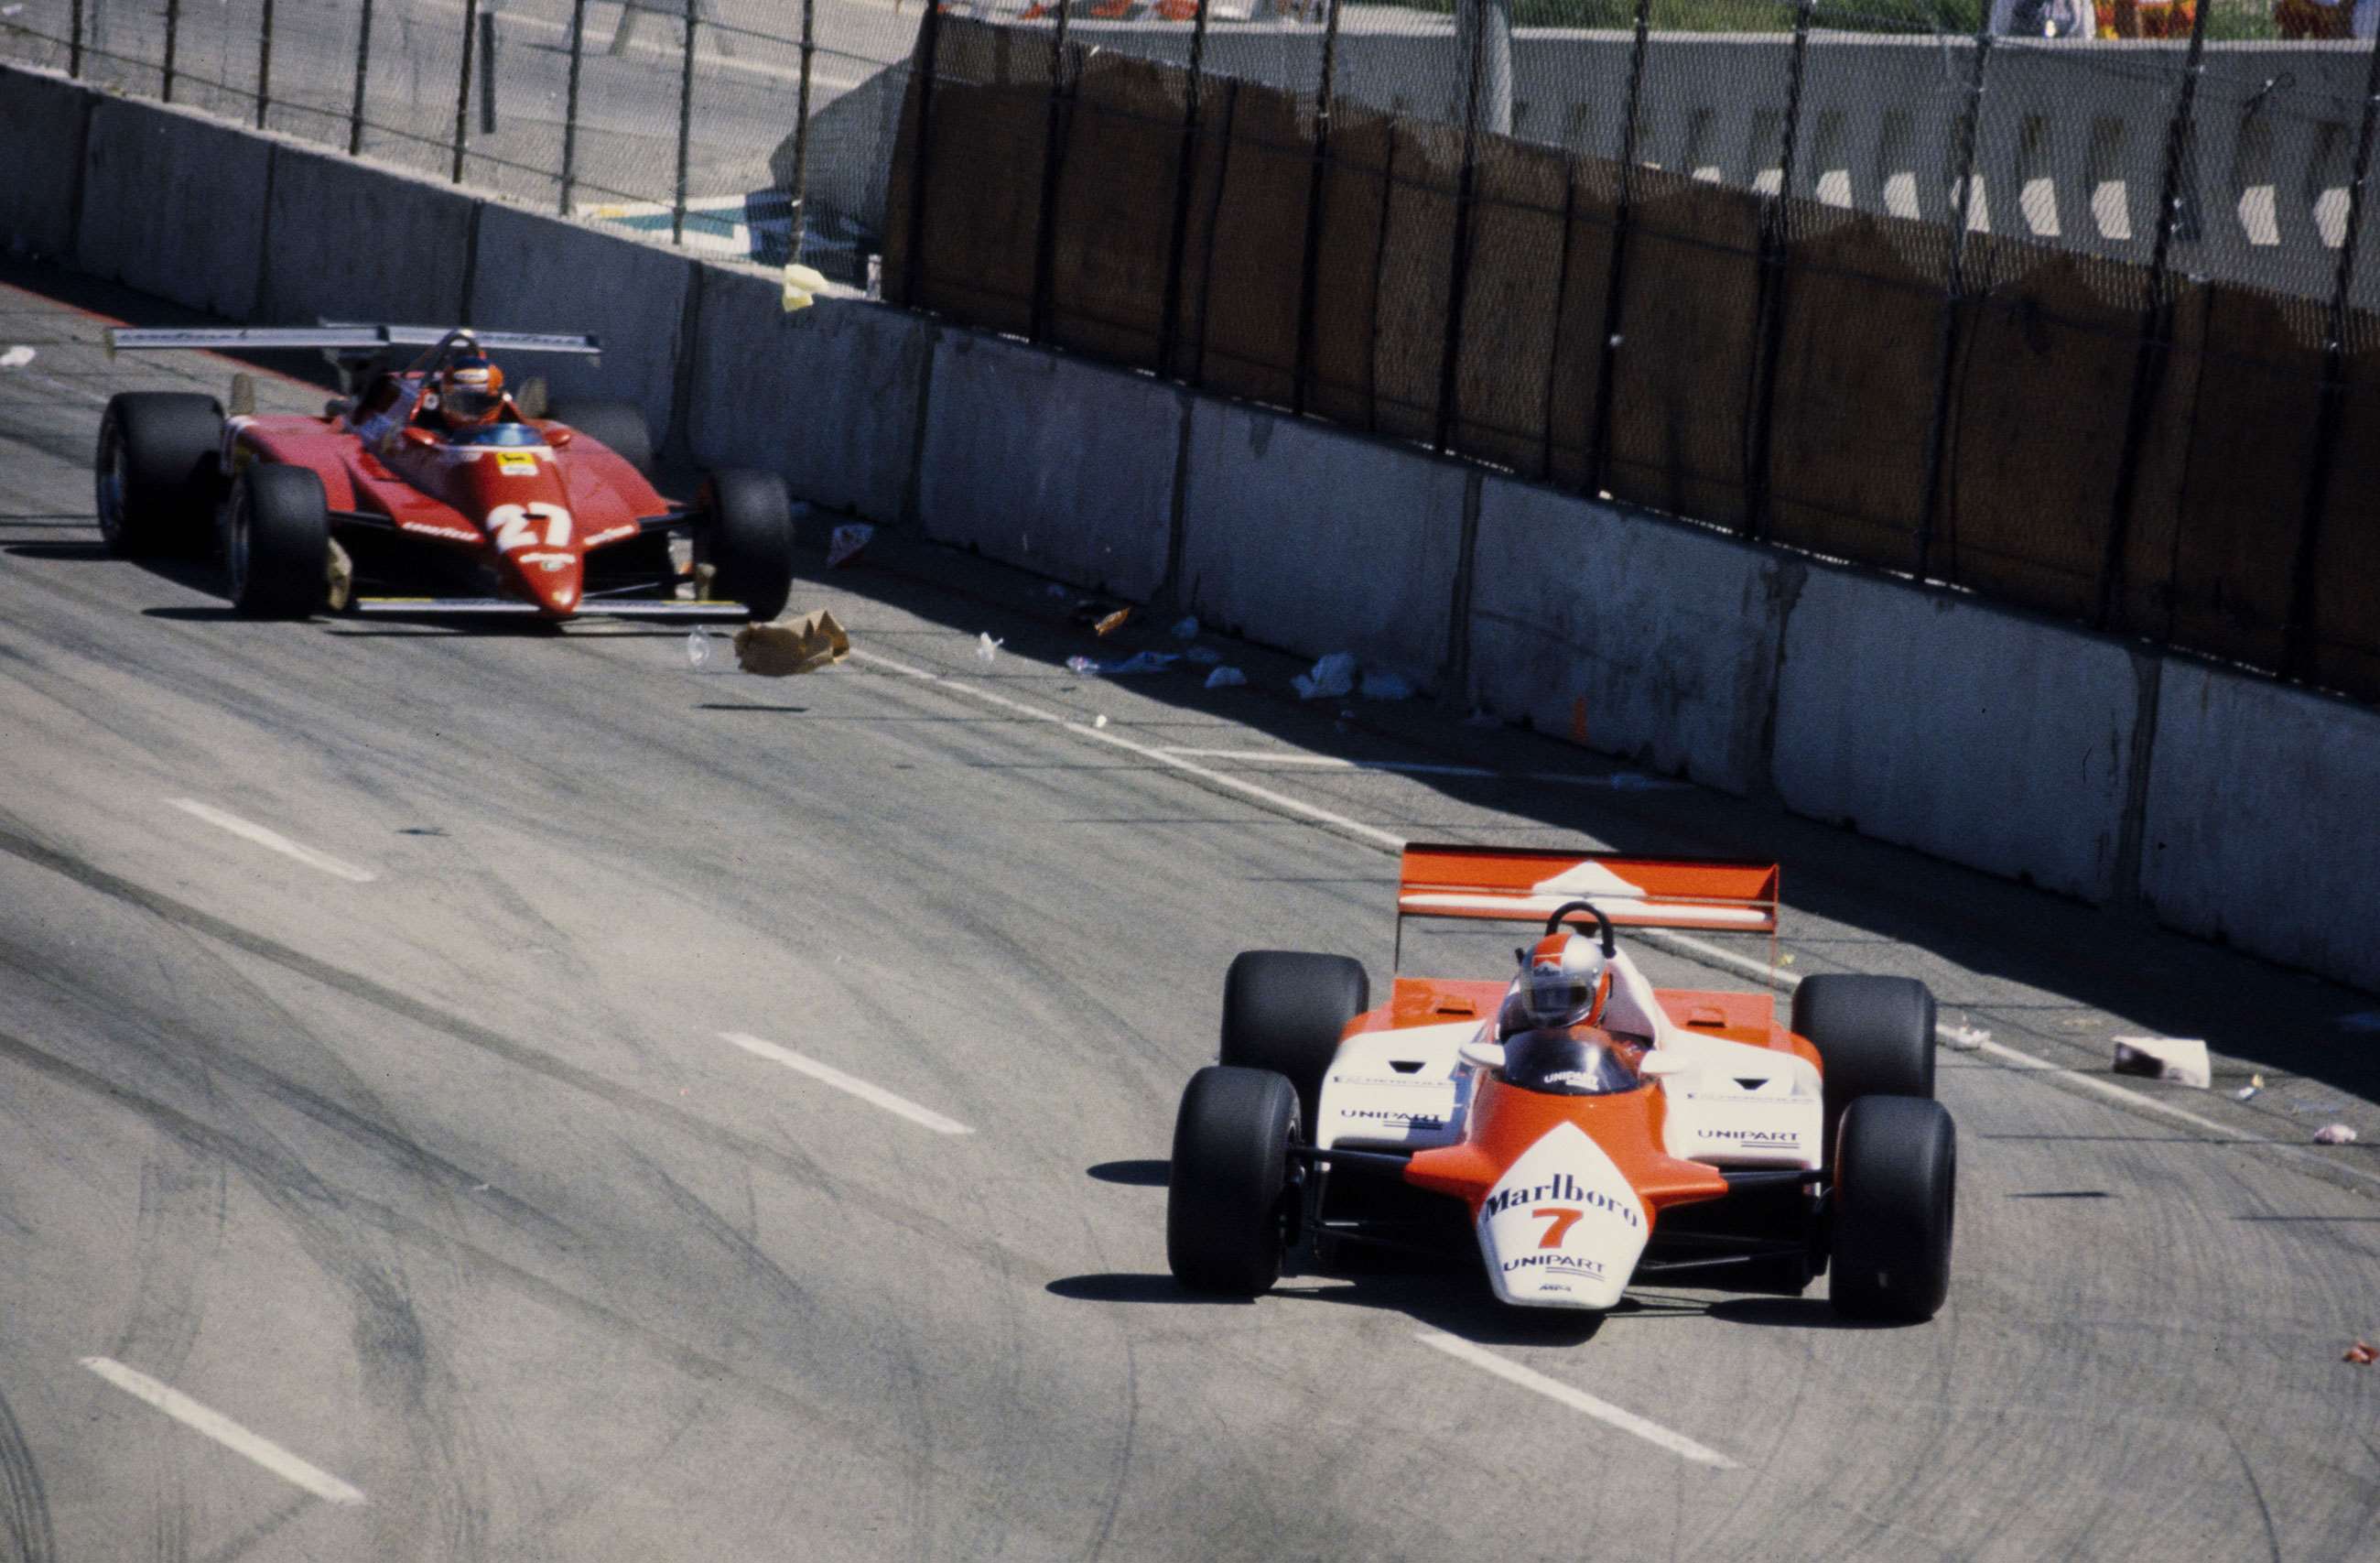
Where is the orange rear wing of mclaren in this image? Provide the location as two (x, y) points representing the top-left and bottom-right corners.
(1396, 844), (1780, 937)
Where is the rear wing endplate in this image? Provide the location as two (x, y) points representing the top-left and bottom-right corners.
(104, 326), (602, 357)
(1396, 843), (1780, 936)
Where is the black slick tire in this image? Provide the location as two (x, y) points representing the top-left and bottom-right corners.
(1793, 973), (1935, 1163)
(226, 463), (330, 619)
(1166, 1065), (1299, 1297)
(1828, 1095), (1955, 1322)
(549, 399), (654, 478)
(94, 393), (224, 558)
(698, 469), (794, 622)
(1218, 950), (1368, 1128)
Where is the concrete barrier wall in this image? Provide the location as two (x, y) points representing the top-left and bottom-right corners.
(1467, 477), (1786, 798)
(2138, 664), (2380, 993)
(913, 331), (1179, 602)
(1179, 402), (1470, 680)
(14, 56), (2376, 993)
(1769, 570), (2145, 904)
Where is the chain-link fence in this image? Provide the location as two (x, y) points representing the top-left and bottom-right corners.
(884, 3), (2380, 703)
(0, 0), (927, 277)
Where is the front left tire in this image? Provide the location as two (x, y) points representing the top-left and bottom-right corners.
(697, 469), (794, 621)
(226, 463), (330, 619)
(1828, 1095), (1955, 1322)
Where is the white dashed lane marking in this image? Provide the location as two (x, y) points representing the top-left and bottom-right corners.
(720, 1032), (975, 1135)
(1412, 1330), (1740, 1469)
(81, 1358), (367, 1504)
(168, 798), (377, 884)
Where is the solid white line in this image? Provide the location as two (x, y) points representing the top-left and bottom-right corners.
(1156, 747), (1685, 792)
(168, 799), (377, 884)
(81, 1358), (366, 1505)
(719, 1032), (973, 1135)
(860, 645), (2380, 1194)
(1412, 1330), (1738, 1469)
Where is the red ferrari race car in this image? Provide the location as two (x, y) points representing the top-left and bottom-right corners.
(94, 325), (793, 623)
(1166, 846), (1956, 1321)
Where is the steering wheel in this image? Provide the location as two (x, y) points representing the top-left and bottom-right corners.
(1542, 899), (1617, 957)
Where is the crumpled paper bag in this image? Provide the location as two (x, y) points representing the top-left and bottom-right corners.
(734, 609), (849, 676)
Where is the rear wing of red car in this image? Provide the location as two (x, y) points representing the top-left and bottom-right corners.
(1396, 843), (1780, 939)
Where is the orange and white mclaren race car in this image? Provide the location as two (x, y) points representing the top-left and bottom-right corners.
(1166, 846), (1956, 1321)
(94, 325), (791, 623)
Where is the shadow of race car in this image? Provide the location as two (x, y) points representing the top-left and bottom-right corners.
(1166, 845), (1956, 1322)
(95, 324), (792, 624)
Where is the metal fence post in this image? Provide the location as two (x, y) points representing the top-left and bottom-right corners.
(1910, 24), (1992, 579)
(786, 0), (817, 261)
(67, 0), (80, 78)
(1030, 0), (1075, 342)
(1159, 0), (1215, 382)
(1586, 0), (1652, 493)
(672, 0), (697, 244)
(1292, 0), (1344, 414)
(452, 0), (480, 182)
(348, 0), (374, 153)
(1433, 0), (1494, 453)
(162, 0), (180, 103)
(2283, 26), (2380, 680)
(256, 0), (276, 128)
(1742, 0), (1812, 538)
(2097, 0), (2210, 631)
(479, 8), (499, 135)
(900, 0), (945, 307)
(560, 0), (587, 212)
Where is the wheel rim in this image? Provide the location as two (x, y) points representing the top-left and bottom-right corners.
(227, 483), (251, 602)
(95, 418), (127, 546)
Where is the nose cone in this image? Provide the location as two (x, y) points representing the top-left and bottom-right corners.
(513, 549), (585, 617)
(1476, 1122), (1648, 1309)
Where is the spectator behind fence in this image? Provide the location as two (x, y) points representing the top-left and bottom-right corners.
(2274, 0), (2378, 35)
(1989, 0), (2094, 33)
(2092, 0), (2197, 35)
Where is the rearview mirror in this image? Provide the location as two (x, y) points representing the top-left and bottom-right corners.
(1637, 1051), (1691, 1079)
(1457, 1037), (1506, 1072)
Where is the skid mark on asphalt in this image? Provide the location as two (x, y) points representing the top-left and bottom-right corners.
(721, 1032), (975, 1135)
(81, 1358), (365, 1505)
(1412, 1330), (1739, 1469)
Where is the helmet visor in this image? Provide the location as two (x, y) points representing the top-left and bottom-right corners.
(446, 385), (503, 419)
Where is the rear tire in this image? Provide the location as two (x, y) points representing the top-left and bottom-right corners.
(94, 393), (224, 558)
(549, 398), (654, 478)
(1794, 973), (1934, 1163)
(226, 463), (329, 619)
(1166, 1066), (1299, 1297)
(698, 469), (794, 621)
(1219, 950), (1368, 1128)
(1828, 1096), (1955, 1322)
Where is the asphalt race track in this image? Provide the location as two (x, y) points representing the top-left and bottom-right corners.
(3, 266), (2379, 1562)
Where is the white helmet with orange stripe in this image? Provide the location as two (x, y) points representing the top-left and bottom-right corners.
(1514, 931), (1612, 1031)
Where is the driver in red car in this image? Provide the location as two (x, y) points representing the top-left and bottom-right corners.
(1496, 932), (1641, 1097)
(435, 354), (507, 434)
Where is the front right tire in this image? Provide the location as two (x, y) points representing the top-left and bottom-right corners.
(1166, 1065), (1300, 1297)
(1828, 1095), (1955, 1322)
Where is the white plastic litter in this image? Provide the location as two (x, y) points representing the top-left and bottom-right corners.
(2314, 1124), (2360, 1145)
(1183, 645), (1222, 666)
(1093, 713), (1109, 729)
(2111, 1037), (2212, 1089)
(1359, 670), (1416, 700)
(1293, 652), (1359, 701)
(2233, 1083), (2261, 1102)
(1067, 651), (1177, 678)
(1170, 616), (1201, 640)
(975, 632), (1002, 665)
(687, 628), (718, 670)
(1205, 666), (1247, 689)
(1941, 1020), (1990, 1052)
(826, 522), (873, 569)
(0, 346), (32, 369)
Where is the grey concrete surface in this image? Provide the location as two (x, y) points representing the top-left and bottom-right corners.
(0, 64), (89, 261)
(8, 263), (2380, 1561)
(1467, 474), (1785, 798)
(76, 96), (273, 318)
(683, 267), (937, 523)
(915, 331), (1181, 601)
(262, 145), (479, 330)
(1769, 567), (2143, 905)
(2139, 661), (2380, 993)
(1178, 397), (1471, 684)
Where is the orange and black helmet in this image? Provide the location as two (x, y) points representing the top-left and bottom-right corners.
(438, 355), (505, 430)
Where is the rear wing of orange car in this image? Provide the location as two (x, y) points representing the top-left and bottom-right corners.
(1394, 843), (1780, 970)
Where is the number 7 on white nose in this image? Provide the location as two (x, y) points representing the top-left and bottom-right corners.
(490, 502), (572, 551)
